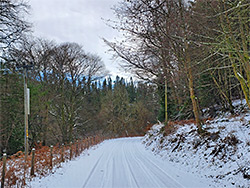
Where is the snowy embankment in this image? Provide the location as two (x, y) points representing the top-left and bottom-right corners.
(143, 100), (250, 187)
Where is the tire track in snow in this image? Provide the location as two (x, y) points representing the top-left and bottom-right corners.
(82, 151), (105, 188)
(121, 140), (140, 188)
(104, 141), (121, 188)
(83, 140), (120, 188)
(125, 141), (166, 187)
(99, 143), (117, 188)
(134, 141), (185, 188)
(111, 140), (137, 187)
(31, 137), (211, 188)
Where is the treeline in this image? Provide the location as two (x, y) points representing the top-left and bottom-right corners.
(1, 0), (249, 155)
(0, 0), (158, 155)
(1, 65), (158, 155)
(106, 0), (250, 132)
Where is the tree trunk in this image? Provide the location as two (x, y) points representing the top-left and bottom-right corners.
(232, 63), (250, 109)
(43, 104), (49, 146)
(164, 78), (168, 125)
(187, 67), (202, 133)
(185, 42), (202, 133)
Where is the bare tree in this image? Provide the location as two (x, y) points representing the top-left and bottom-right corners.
(50, 43), (107, 143)
(105, 0), (205, 131)
(0, 0), (30, 154)
(0, 0), (31, 64)
(212, 0), (250, 109)
(9, 39), (107, 144)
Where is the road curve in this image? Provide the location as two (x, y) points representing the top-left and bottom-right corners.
(30, 137), (212, 188)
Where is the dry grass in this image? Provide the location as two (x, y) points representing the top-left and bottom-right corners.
(0, 136), (104, 187)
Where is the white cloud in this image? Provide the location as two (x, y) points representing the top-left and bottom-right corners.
(28, 0), (130, 78)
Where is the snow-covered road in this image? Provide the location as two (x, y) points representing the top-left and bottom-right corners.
(30, 137), (213, 188)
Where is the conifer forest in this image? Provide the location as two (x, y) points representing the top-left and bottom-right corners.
(0, 0), (249, 159)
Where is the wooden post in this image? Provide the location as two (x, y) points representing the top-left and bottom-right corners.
(82, 139), (85, 151)
(30, 148), (35, 176)
(80, 140), (83, 153)
(90, 137), (92, 146)
(78, 141), (81, 154)
(50, 145), (53, 169)
(83, 139), (85, 150)
(69, 142), (73, 160)
(79, 140), (82, 153)
(61, 144), (64, 162)
(75, 141), (78, 157)
(89, 137), (91, 147)
(86, 138), (89, 149)
(81, 140), (84, 152)
(1, 153), (7, 188)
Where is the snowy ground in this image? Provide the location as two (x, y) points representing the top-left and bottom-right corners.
(143, 104), (250, 188)
(29, 137), (214, 188)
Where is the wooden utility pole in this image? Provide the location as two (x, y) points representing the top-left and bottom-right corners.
(23, 68), (29, 163)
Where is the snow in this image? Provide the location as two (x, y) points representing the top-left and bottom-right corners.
(28, 100), (250, 187)
(232, 99), (246, 107)
(29, 137), (213, 188)
(143, 112), (250, 188)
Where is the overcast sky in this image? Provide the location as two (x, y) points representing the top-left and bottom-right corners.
(28, 0), (128, 78)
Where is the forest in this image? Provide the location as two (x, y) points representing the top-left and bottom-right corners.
(0, 0), (249, 156)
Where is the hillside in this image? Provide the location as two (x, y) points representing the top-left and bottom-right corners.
(143, 100), (250, 187)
